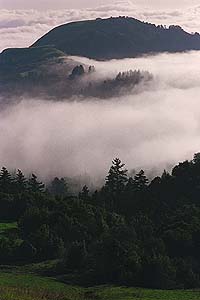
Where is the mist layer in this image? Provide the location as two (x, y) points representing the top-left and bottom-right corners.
(1, 51), (200, 182)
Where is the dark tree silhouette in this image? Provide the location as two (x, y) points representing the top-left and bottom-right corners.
(0, 167), (13, 193)
(49, 177), (68, 197)
(105, 158), (128, 194)
(79, 185), (90, 203)
(28, 174), (45, 193)
(133, 170), (148, 191)
(15, 169), (27, 193)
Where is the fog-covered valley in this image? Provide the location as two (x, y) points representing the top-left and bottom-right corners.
(0, 51), (200, 185)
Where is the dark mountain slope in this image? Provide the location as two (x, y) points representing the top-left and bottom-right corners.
(0, 46), (153, 100)
(0, 46), (64, 65)
(0, 47), (65, 79)
(31, 17), (200, 60)
(0, 46), (88, 98)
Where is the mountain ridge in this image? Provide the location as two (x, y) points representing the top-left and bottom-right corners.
(31, 16), (200, 60)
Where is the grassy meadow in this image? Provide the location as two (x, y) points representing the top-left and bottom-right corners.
(0, 272), (200, 300)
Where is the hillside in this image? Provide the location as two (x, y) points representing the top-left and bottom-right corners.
(0, 270), (200, 300)
(0, 47), (64, 66)
(0, 46), (89, 99)
(0, 46), (153, 99)
(32, 16), (200, 60)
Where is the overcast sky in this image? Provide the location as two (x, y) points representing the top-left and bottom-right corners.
(1, 0), (200, 51)
(1, 0), (200, 10)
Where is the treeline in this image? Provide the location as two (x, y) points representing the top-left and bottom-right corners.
(84, 70), (153, 98)
(2, 154), (200, 288)
(0, 56), (153, 100)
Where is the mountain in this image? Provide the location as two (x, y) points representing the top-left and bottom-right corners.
(0, 47), (65, 81)
(0, 48), (153, 100)
(0, 46), (64, 66)
(0, 46), (89, 99)
(0, 45), (153, 100)
(31, 16), (200, 60)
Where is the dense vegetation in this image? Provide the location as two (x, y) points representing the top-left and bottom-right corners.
(0, 46), (151, 99)
(2, 153), (200, 289)
(32, 17), (200, 60)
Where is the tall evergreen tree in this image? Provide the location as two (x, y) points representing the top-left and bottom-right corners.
(0, 167), (13, 193)
(28, 174), (45, 193)
(15, 169), (27, 193)
(133, 170), (148, 191)
(105, 158), (128, 194)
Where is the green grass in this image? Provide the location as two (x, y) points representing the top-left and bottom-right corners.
(0, 273), (83, 300)
(1, 272), (200, 300)
(0, 222), (18, 235)
(94, 286), (200, 300)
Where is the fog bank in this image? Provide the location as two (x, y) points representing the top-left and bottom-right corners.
(1, 51), (200, 183)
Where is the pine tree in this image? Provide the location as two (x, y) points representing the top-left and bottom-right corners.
(161, 170), (171, 182)
(79, 185), (90, 202)
(28, 174), (45, 193)
(105, 158), (128, 195)
(133, 170), (148, 191)
(15, 169), (27, 193)
(0, 167), (13, 193)
(125, 177), (135, 192)
(49, 177), (68, 197)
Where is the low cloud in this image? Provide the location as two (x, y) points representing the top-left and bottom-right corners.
(0, 51), (200, 184)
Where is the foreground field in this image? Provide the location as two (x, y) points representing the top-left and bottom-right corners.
(1, 272), (200, 300)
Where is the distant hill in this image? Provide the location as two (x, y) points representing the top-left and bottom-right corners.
(31, 16), (200, 60)
(0, 47), (65, 80)
(0, 46), (152, 100)
(0, 47), (64, 66)
(0, 47), (89, 99)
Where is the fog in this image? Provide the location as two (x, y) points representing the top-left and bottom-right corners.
(1, 51), (200, 184)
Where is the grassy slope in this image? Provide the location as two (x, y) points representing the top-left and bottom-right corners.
(0, 272), (200, 300)
(0, 273), (83, 300)
(95, 286), (200, 300)
(0, 222), (18, 234)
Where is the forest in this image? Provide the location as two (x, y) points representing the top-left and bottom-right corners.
(1, 153), (200, 289)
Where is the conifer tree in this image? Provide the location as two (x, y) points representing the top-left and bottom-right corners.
(15, 169), (27, 193)
(105, 158), (128, 195)
(79, 185), (90, 202)
(0, 167), (13, 193)
(133, 170), (148, 191)
(49, 177), (68, 197)
(28, 174), (45, 193)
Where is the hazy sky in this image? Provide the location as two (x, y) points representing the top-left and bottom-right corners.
(1, 0), (200, 51)
(0, 0), (200, 10)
